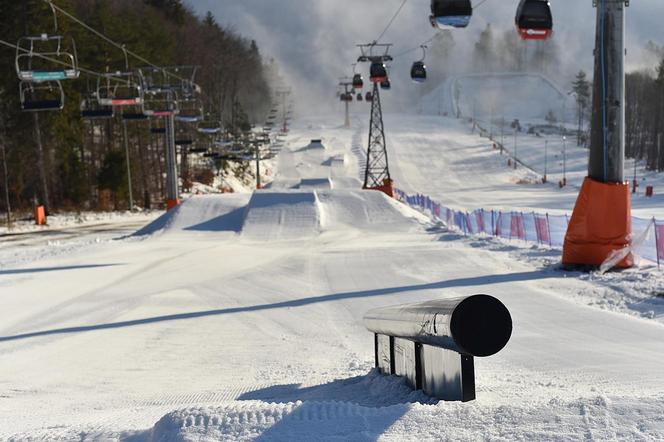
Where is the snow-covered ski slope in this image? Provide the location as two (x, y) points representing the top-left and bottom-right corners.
(1, 114), (664, 441)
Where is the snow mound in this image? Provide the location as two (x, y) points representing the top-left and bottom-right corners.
(241, 191), (322, 241)
(318, 190), (428, 233)
(135, 190), (427, 241)
(135, 194), (251, 236)
(297, 178), (332, 190)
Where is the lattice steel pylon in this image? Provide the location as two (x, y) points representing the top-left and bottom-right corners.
(363, 82), (393, 197)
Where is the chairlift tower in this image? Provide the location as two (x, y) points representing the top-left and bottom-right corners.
(275, 87), (291, 133)
(357, 43), (394, 198)
(139, 65), (201, 210)
(563, 0), (631, 268)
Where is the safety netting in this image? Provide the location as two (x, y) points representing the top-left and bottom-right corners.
(395, 188), (662, 267)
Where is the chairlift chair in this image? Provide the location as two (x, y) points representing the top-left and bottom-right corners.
(430, 0), (473, 29)
(19, 80), (64, 112)
(98, 72), (144, 107)
(142, 89), (179, 117)
(198, 115), (222, 135)
(80, 92), (114, 120)
(515, 0), (553, 40)
(16, 35), (80, 82)
(175, 97), (204, 123)
(370, 62), (388, 83)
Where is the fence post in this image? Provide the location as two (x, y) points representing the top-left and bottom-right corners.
(546, 213), (552, 247)
(509, 212), (514, 241)
(532, 212), (539, 245)
(654, 217), (660, 269)
(491, 210), (495, 236)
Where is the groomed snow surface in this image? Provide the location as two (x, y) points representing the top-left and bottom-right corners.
(2, 109), (664, 441)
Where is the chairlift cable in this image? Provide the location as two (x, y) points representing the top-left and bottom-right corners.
(43, 0), (188, 83)
(0, 38), (130, 85)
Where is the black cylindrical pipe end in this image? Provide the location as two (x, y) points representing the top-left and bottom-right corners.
(449, 294), (512, 357)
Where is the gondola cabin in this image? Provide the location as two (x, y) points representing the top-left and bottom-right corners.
(411, 62), (427, 83)
(380, 79), (391, 91)
(352, 74), (364, 90)
(515, 0), (553, 40)
(430, 0), (472, 29)
(370, 62), (388, 83)
(357, 93), (363, 102)
(365, 92), (373, 102)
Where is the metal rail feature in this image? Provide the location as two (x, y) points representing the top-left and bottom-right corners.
(364, 294), (512, 402)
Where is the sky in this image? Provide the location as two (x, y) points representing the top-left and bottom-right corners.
(186, 0), (664, 111)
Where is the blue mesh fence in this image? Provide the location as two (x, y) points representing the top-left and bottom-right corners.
(394, 188), (659, 266)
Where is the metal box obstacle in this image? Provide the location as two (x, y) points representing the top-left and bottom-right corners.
(364, 294), (512, 402)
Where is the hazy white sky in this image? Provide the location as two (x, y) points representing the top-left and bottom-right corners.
(186, 0), (664, 107)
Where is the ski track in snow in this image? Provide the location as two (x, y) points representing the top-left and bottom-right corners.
(1, 112), (664, 441)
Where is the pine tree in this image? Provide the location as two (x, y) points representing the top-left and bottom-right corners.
(473, 24), (495, 72)
(571, 71), (591, 146)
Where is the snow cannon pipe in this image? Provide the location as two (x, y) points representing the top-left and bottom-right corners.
(363, 295), (512, 357)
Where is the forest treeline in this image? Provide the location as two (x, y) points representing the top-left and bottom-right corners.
(626, 57), (664, 172)
(0, 0), (273, 214)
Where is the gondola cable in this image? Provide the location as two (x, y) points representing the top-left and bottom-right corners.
(376, 0), (409, 43)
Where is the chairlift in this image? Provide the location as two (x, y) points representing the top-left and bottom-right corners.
(19, 80), (64, 112)
(142, 89), (179, 117)
(198, 114), (222, 135)
(175, 97), (204, 123)
(98, 72), (144, 107)
(357, 93), (363, 102)
(80, 92), (114, 120)
(151, 127), (166, 134)
(175, 139), (194, 146)
(365, 92), (373, 102)
(352, 74), (364, 90)
(515, 0), (553, 40)
(380, 79), (391, 91)
(430, 0), (473, 29)
(122, 111), (148, 121)
(16, 35), (80, 82)
(370, 62), (388, 83)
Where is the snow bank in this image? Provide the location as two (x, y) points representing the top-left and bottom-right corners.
(318, 189), (429, 233)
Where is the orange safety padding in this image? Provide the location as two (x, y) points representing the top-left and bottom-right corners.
(365, 179), (394, 198)
(166, 199), (181, 211)
(562, 177), (632, 268)
(34, 205), (46, 226)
